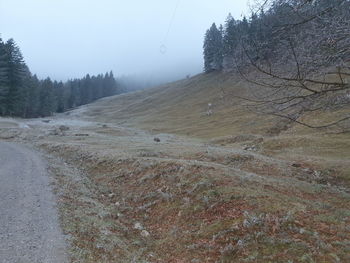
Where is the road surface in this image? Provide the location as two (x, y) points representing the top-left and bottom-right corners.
(0, 142), (68, 263)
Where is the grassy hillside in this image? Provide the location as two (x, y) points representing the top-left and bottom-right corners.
(71, 72), (275, 138)
(10, 71), (348, 262)
(72, 72), (350, 185)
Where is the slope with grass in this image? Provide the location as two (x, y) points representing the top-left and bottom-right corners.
(72, 72), (350, 185)
(3, 72), (349, 262)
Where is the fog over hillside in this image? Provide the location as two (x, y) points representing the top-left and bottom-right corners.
(0, 1), (349, 262)
(0, 0), (248, 83)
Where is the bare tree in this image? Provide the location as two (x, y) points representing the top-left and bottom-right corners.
(235, 0), (350, 130)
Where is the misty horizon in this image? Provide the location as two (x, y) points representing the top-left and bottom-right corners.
(0, 0), (248, 82)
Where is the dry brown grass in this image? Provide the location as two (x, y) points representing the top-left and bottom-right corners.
(40, 133), (350, 263)
(71, 71), (350, 184)
(5, 71), (349, 262)
(70, 72), (275, 138)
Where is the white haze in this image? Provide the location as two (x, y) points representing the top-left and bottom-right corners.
(0, 0), (248, 83)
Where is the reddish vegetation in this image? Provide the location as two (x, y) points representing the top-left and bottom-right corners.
(41, 140), (350, 263)
(196, 201), (249, 224)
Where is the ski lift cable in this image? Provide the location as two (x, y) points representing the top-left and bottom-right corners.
(160, 0), (181, 53)
(163, 0), (181, 43)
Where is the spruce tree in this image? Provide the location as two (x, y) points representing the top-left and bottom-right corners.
(203, 29), (212, 72)
(0, 38), (9, 115)
(102, 71), (117, 97)
(80, 74), (92, 105)
(38, 78), (56, 117)
(4, 39), (27, 116)
(203, 23), (223, 73)
(54, 81), (65, 113)
(25, 74), (40, 117)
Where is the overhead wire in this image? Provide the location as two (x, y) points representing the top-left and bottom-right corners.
(160, 0), (181, 54)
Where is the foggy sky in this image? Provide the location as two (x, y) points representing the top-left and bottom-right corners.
(0, 0), (249, 82)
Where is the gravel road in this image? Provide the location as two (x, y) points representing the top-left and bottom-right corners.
(0, 142), (68, 263)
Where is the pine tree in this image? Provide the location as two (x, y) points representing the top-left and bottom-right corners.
(54, 81), (65, 113)
(216, 25), (224, 69)
(4, 39), (27, 116)
(203, 29), (211, 72)
(0, 38), (9, 115)
(223, 14), (237, 57)
(80, 74), (93, 105)
(38, 78), (56, 117)
(102, 71), (117, 97)
(91, 74), (103, 100)
(24, 74), (41, 117)
(203, 23), (223, 73)
(66, 81), (76, 109)
(108, 71), (118, 96)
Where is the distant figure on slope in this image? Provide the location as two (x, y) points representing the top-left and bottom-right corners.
(207, 103), (213, 116)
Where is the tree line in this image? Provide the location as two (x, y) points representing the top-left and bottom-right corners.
(203, 0), (350, 129)
(0, 37), (122, 118)
(203, 0), (350, 73)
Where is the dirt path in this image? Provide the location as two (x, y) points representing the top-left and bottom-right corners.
(0, 142), (68, 263)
